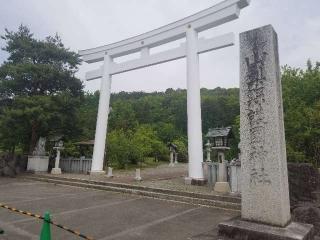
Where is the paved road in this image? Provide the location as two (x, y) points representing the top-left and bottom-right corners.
(0, 178), (237, 240)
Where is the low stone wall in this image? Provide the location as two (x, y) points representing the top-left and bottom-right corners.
(288, 163), (320, 237)
(288, 162), (320, 207)
(0, 154), (28, 177)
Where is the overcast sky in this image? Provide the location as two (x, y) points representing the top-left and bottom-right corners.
(1, 0), (319, 93)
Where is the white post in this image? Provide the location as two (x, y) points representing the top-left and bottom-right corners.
(91, 54), (112, 174)
(107, 167), (113, 178)
(186, 26), (204, 182)
(51, 147), (63, 175)
(135, 168), (142, 181)
(169, 151), (174, 167)
(206, 150), (211, 162)
(55, 149), (61, 169)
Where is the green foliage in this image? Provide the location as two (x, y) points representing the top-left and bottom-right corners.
(0, 25), (83, 154)
(130, 125), (156, 164)
(201, 87), (239, 134)
(172, 137), (188, 162)
(0, 25), (82, 97)
(282, 60), (320, 166)
(106, 125), (168, 169)
(107, 129), (131, 168)
(74, 83), (242, 168)
(96, 86), (241, 167)
(108, 100), (138, 130)
(226, 115), (240, 160)
(77, 91), (99, 140)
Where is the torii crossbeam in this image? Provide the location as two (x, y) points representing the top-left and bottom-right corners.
(79, 0), (250, 183)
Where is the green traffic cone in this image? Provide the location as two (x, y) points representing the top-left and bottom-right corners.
(40, 212), (51, 240)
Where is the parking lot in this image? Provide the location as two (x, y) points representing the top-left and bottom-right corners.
(0, 178), (237, 240)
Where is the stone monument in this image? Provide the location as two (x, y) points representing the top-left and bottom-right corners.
(218, 25), (314, 239)
(27, 137), (49, 172)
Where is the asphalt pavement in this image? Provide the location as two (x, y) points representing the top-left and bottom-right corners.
(0, 177), (237, 240)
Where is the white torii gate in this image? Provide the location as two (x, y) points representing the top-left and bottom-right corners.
(79, 0), (250, 183)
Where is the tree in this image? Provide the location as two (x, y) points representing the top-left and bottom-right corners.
(0, 25), (83, 154)
(282, 61), (320, 165)
(108, 100), (138, 131)
(130, 125), (156, 164)
(106, 129), (131, 169)
(77, 91), (99, 140)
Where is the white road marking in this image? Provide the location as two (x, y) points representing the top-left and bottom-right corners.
(98, 207), (200, 240)
(7, 197), (141, 224)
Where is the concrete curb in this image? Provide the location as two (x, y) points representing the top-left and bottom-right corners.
(24, 175), (241, 211)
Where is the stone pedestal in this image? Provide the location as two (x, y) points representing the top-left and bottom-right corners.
(219, 218), (314, 240)
(184, 177), (207, 186)
(214, 182), (230, 193)
(214, 161), (230, 193)
(51, 168), (62, 175)
(27, 156), (49, 172)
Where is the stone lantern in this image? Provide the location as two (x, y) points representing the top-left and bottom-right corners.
(205, 127), (233, 193)
(167, 142), (178, 167)
(205, 140), (212, 162)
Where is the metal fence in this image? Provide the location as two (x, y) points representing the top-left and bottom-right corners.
(60, 157), (92, 173)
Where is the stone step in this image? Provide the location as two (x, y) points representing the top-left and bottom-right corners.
(25, 174), (240, 204)
(24, 176), (241, 211)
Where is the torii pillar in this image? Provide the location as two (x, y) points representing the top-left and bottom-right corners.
(90, 54), (112, 174)
(185, 26), (205, 184)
